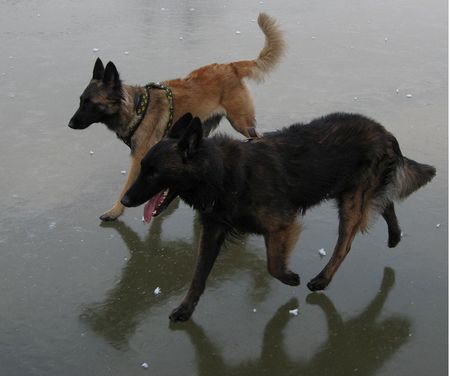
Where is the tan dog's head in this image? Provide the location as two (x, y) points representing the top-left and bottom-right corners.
(68, 58), (123, 130)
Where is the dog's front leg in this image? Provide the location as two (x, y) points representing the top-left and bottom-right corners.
(170, 223), (227, 322)
(99, 156), (141, 221)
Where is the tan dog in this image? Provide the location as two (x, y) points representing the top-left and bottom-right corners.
(68, 13), (285, 221)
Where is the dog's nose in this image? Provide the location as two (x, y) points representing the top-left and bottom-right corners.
(120, 195), (131, 207)
(68, 120), (75, 129)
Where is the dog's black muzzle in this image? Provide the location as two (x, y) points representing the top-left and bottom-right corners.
(68, 118), (90, 129)
(120, 194), (136, 208)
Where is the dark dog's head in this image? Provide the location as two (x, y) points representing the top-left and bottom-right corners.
(121, 113), (202, 217)
(121, 113), (223, 222)
(68, 58), (123, 130)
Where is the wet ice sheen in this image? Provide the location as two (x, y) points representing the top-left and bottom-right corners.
(0, 1), (445, 376)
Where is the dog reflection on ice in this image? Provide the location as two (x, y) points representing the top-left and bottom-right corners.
(172, 268), (411, 376)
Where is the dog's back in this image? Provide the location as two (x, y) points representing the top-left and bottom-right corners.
(213, 113), (434, 225)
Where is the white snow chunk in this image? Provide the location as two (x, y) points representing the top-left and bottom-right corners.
(406, 94), (413, 98)
(92, 48), (99, 52)
(436, 223), (441, 228)
(154, 287), (161, 295)
(89, 150), (94, 155)
(121, 170), (127, 175)
(179, 36), (184, 40)
(235, 30), (241, 35)
(124, 51), (129, 55)
(289, 308), (299, 316)
(252, 308), (257, 312)
(318, 248), (326, 257)
(141, 362), (149, 369)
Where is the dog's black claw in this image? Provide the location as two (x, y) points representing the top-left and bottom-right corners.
(169, 305), (193, 322)
(307, 275), (329, 291)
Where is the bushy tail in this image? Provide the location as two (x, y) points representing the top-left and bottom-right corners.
(232, 13), (286, 82)
(393, 157), (436, 199)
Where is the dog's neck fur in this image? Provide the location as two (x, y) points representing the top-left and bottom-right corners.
(178, 139), (236, 214)
(103, 84), (146, 140)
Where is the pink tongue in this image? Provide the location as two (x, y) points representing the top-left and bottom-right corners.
(143, 191), (165, 223)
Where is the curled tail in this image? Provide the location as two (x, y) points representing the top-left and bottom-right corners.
(232, 13), (286, 82)
(393, 157), (436, 199)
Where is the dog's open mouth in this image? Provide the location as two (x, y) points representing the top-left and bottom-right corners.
(143, 189), (177, 223)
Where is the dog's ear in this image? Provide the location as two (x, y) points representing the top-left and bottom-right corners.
(168, 113), (194, 139)
(103, 61), (121, 88)
(178, 117), (203, 160)
(92, 58), (104, 80)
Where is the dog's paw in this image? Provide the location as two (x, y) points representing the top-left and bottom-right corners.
(99, 213), (118, 221)
(387, 232), (401, 248)
(99, 212), (119, 222)
(279, 271), (300, 286)
(169, 304), (193, 322)
(99, 205), (124, 221)
(307, 275), (330, 291)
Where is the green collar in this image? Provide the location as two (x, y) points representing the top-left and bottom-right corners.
(119, 82), (174, 148)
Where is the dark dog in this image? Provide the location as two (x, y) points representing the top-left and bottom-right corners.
(68, 13), (285, 221)
(121, 112), (436, 321)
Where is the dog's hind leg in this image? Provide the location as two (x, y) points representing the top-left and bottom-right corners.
(307, 190), (367, 291)
(222, 86), (259, 138)
(382, 201), (402, 248)
(170, 223), (227, 322)
(263, 222), (301, 286)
